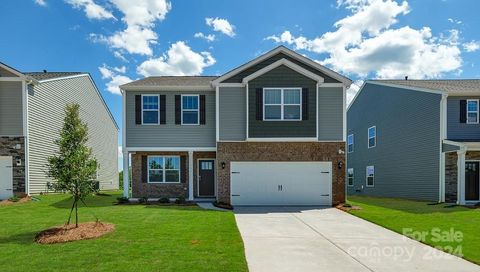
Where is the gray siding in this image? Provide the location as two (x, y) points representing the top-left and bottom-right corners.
(447, 96), (480, 141)
(0, 81), (23, 136)
(219, 87), (246, 141)
(222, 52), (340, 83)
(347, 83), (441, 201)
(125, 90), (216, 147)
(248, 65), (317, 138)
(0, 67), (19, 77)
(28, 76), (118, 193)
(443, 143), (460, 152)
(318, 87), (343, 141)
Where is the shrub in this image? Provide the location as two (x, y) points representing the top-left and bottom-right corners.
(116, 197), (129, 204)
(8, 196), (20, 202)
(174, 196), (186, 204)
(158, 197), (170, 204)
(138, 197), (149, 204)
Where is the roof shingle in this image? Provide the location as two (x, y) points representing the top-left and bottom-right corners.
(122, 76), (218, 88)
(25, 72), (85, 81)
(373, 79), (480, 95)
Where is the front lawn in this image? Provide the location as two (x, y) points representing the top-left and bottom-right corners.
(0, 192), (247, 272)
(347, 196), (480, 264)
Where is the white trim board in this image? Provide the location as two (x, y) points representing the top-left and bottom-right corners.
(0, 62), (25, 78)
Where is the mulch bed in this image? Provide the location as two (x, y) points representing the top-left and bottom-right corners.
(336, 204), (362, 212)
(0, 196), (31, 206)
(35, 222), (115, 244)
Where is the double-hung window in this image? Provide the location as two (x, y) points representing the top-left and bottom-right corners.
(368, 126), (376, 148)
(467, 99), (479, 124)
(148, 156), (180, 183)
(347, 134), (354, 153)
(142, 95), (159, 124)
(347, 168), (354, 187)
(366, 166), (374, 187)
(182, 95), (199, 125)
(264, 88), (301, 120)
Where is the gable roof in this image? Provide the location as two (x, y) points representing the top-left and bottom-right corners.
(372, 79), (480, 96)
(122, 76), (217, 88)
(242, 58), (324, 83)
(212, 46), (352, 86)
(0, 62), (26, 77)
(25, 72), (85, 81)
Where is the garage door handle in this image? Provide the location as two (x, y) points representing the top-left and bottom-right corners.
(232, 194), (240, 197)
(6, 189), (13, 191)
(231, 171), (240, 174)
(321, 171), (329, 174)
(5, 166), (13, 168)
(321, 194), (329, 196)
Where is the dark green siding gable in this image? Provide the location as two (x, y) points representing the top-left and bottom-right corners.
(222, 52), (340, 83)
(248, 65), (317, 138)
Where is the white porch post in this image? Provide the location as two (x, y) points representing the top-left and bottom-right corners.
(457, 149), (466, 205)
(123, 151), (129, 198)
(188, 151), (194, 200)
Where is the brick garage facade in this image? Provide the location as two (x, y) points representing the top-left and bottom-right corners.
(445, 151), (480, 203)
(216, 142), (346, 205)
(0, 137), (26, 196)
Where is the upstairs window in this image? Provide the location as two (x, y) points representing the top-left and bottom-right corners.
(347, 134), (354, 153)
(148, 156), (180, 183)
(142, 95), (159, 124)
(182, 95), (199, 125)
(347, 168), (354, 187)
(264, 88), (301, 121)
(467, 99), (479, 124)
(366, 166), (374, 187)
(368, 126), (376, 148)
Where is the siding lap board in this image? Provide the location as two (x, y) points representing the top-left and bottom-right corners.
(318, 87), (343, 141)
(219, 87), (246, 141)
(347, 83), (441, 201)
(447, 96), (480, 141)
(0, 81), (23, 136)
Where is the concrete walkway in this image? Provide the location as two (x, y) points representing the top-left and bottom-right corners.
(234, 207), (480, 272)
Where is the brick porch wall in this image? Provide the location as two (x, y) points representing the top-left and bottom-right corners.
(216, 142), (346, 205)
(445, 151), (480, 203)
(0, 137), (26, 196)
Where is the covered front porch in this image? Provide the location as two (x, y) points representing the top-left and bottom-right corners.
(443, 140), (480, 205)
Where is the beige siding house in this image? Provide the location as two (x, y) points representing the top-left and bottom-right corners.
(0, 62), (118, 199)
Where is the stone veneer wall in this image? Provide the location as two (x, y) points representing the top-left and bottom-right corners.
(192, 151), (216, 197)
(0, 137), (26, 195)
(445, 151), (480, 203)
(216, 142), (346, 205)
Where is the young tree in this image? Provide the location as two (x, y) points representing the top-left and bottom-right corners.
(46, 104), (98, 227)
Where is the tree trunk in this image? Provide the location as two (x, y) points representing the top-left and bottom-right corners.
(75, 197), (78, 228)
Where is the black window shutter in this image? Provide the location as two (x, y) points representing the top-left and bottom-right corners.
(302, 88), (309, 120)
(175, 95), (181, 124)
(142, 155), (148, 183)
(200, 95), (206, 124)
(135, 95), (142, 124)
(160, 95), (166, 124)
(460, 100), (467, 123)
(256, 88), (263, 120)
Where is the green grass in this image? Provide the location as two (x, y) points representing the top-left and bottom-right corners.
(0, 191), (248, 272)
(347, 196), (480, 264)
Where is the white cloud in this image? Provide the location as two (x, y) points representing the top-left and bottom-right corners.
(194, 32), (216, 42)
(266, 0), (462, 79)
(346, 80), (363, 105)
(137, 41), (216, 76)
(113, 51), (128, 62)
(118, 146), (123, 158)
(448, 18), (462, 25)
(463, 41), (480, 52)
(205, 17), (235, 37)
(65, 0), (115, 20)
(34, 0), (47, 6)
(99, 64), (132, 95)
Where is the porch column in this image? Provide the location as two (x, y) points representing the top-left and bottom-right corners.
(457, 149), (466, 205)
(188, 151), (194, 200)
(123, 151), (129, 198)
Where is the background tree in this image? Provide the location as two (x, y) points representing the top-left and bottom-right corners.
(46, 103), (98, 227)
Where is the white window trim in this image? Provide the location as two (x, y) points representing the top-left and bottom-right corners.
(263, 87), (302, 121)
(466, 99), (479, 124)
(347, 168), (354, 187)
(141, 94), (160, 125)
(147, 155), (181, 184)
(181, 94), (200, 125)
(347, 134), (354, 153)
(366, 165), (375, 187)
(368, 126), (376, 149)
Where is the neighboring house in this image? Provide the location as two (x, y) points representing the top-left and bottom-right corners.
(347, 79), (480, 205)
(0, 62), (119, 199)
(121, 46), (352, 206)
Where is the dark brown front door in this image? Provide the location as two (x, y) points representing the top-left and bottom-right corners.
(465, 161), (479, 201)
(198, 159), (215, 197)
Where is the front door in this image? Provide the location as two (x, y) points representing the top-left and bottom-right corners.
(465, 161), (480, 201)
(198, 159), (215, 197)
(0, 156), (14, 200)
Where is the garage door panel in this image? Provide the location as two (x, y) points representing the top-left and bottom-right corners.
(231, 162), (332, 206)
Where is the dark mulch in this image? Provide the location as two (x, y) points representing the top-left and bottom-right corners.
(0, 196), (31, 206)
(35, 222), (115, 244)
(336, 204), (362, 212)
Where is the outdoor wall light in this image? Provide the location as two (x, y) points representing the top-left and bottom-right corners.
(221, 162), (226, 169)
(338, 161), (343, 169)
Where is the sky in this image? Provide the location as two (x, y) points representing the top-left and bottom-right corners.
(1, 0), (479, 171)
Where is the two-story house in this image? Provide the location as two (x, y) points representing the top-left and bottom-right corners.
(121, 46), (352, 206)
(0, 62), (119, 199)
(347, 79), (480, 205)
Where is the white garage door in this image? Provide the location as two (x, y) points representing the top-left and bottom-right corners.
(231, 161), (332, 206)
(0, 156), (13, 200)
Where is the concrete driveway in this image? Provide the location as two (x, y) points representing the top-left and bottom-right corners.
(234, 207), (480, 272)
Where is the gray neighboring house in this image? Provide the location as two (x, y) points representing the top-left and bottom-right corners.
(0, 62), (119, 199)
(121, 46), (352, 206)
(347, 79), (480, 205)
